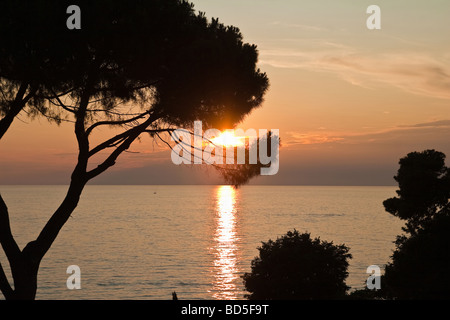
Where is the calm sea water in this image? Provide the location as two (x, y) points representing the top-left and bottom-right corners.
(0, 185), (404, 300)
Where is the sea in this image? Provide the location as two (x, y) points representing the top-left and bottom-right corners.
(0, 185), (404, 300)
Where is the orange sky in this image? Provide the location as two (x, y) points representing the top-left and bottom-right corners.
(1, 0), (450, 185)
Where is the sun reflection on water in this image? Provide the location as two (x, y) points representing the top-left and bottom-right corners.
(211, 185), (240, 299)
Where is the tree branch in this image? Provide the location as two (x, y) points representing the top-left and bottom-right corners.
(85, 109), (147, 117)
(153, 131), (233, 169)
(94, 80), (160, 93)
(33, 180), (86, 261)
(85, 110), (151, 136)
(73, 70), (98, 177)
(37, 87), (76, 100)
(86, 115), (160, 180)
(35, 106), (75, 124)
(0, 82), (28, 140)
(0, 262), (13, 300)
(0, 194), (21, 262)
(88, 115), (160, 157)
(48, 91), (77, 114)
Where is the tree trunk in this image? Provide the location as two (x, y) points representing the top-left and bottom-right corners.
(0, 176), (86, 300)
(0, 195), (40, 300)
(8, 246), (40, 300)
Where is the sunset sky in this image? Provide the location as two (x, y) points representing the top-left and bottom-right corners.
(1, 0), (450, 185)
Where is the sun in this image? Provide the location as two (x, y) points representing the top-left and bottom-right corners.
(211, 131), (244, 147)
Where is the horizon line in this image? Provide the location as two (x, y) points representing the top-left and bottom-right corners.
(0, 184), (397, 187)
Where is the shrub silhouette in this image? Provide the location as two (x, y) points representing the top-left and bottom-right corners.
(382, 150), (450, 299)
(243, 230), (352, 300)
(383, 213), (450, 299)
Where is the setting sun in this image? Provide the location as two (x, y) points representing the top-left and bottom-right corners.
(211, 131), (244, 147)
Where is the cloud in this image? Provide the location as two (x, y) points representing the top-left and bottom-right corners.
(320, 53), (450, 99)
(283, 131), (344, 146)
(397, 119), (450, 128)
(284, 119), (450, 149)
(259, 43), (450, 99)
(259, 41), (355, 69)
(269, 21), (323, 32)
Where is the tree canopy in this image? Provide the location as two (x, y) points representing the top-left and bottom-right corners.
(0, 0), (269, 133)
(383, 149), (450, 234)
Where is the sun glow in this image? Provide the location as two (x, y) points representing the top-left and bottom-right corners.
(211, 131), (244, 147)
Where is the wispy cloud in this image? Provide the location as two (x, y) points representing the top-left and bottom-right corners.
(320, 53), (450, 99)
(284, 119), (450, 148)
(260, 42), (450, 99)
(269, 21), (323, 32)
(398, 120), (450, 128)
(284, 131), (344, 146)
